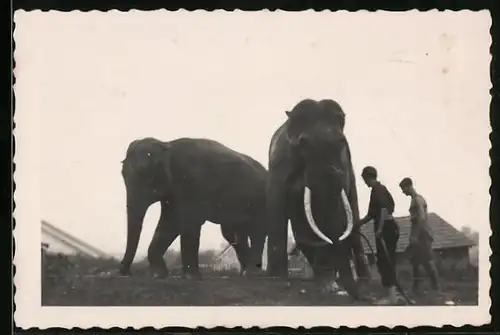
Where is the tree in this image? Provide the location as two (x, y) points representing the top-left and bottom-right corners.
(461, 226), (479, 244)
(198, 249), (217, 266)
(460, 226), (471, 236)
(164, 249), (181, 267)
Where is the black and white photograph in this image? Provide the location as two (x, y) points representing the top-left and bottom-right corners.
(13, 9), (491, 328)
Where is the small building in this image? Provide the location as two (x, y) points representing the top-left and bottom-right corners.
(41, 220), (111, 259)
(359, 213), (475, 261)
(359, 213), (477, 278)
(469, 245), (479, 267)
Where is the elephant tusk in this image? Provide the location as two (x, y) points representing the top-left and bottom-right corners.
(304, 187), (334, 244)
(338, 188), (353, 241)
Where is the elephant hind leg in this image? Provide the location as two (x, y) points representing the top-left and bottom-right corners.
(147, 203), (180, 278)
(248, 230), (266, 271)
(232, 233), (250, 274)
(220, 225), (249, 273)
(180, 219), (204, 279)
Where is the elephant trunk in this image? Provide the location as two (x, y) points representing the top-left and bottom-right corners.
(120, 195), (148, 275)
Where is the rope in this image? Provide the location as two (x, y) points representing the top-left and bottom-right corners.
(355, 230), (376, 259)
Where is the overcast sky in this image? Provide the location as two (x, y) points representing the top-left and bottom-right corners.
(16, 10), (490, 259)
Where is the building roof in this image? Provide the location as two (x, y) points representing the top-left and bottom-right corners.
(41, 220), (112, 259)
(359, 213), (476, 254)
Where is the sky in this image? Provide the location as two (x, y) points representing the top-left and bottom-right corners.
(15, 10), (491, 259)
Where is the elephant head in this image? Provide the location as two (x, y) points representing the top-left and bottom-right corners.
(119, 138), (172, 275)
(285, 99), (353, 246)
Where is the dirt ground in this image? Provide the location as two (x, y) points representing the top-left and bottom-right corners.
(42, 254), (479, 306)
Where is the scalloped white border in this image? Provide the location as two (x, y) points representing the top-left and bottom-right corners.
(12, 8), (493, 329)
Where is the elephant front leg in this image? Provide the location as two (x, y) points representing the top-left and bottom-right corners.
(267, 216), (289, 277)
(180, 221), (203, 280)
(334, 246), (371, 302)
(266, 178), (289, 278)
(147, 202), (179, 278)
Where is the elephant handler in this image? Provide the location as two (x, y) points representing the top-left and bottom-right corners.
(399, 177), (441, 296)
(358, 166), (400, 305)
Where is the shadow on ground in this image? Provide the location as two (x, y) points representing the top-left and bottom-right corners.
(41, 254), (479, 306)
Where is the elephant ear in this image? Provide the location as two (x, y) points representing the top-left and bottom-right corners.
(123, 139), (170, 177)
(143, 141), (171, 174)
(285, 111), (292, 118)
(339, 144), (351, 191)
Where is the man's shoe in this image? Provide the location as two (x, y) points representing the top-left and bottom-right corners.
(374, 287), (398, 305)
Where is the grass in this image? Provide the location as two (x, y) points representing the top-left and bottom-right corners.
(41, 253), (479, 306)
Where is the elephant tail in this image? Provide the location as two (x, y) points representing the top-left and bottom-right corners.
(229, 233), (239, 246)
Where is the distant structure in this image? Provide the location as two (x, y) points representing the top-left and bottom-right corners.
(212, 243), (241, 272)
(359, 213), (476, 266)
(41, 220), (111, 258)
(213, 236), (312, 276)
(288, 245), (314, 278)
(469, 245), (478, 267)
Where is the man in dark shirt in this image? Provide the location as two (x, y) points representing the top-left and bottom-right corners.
(359, 166), (400, 304)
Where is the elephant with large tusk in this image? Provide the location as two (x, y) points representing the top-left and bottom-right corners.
(119, 137), (268, 279)
(265, 98), (371, 301)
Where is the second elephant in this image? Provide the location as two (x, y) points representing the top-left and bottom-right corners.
(120, 137), (268, 278)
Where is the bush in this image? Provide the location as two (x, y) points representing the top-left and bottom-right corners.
(42, 251), (74, 284)
(42, 250), (120, 291)
(394, 254), (477, 283)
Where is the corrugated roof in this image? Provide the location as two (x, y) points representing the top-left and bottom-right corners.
(41, 220), (112, 259)
(359, 213), (476, 254)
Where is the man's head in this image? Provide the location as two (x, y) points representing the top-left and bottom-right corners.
(399, 177), (414, 196)
(361, 166), (378, 187)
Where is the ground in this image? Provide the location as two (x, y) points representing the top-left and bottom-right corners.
(42, 254), (479, 306)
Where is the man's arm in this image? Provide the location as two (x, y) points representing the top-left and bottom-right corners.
(360, 206), (381, 226)
(414, 196), (427, 222)
(372, 185), (390, 236)
(409, 197), (426, 244)
(376, 207), (388, 237)
(358, 192), (374, 227)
